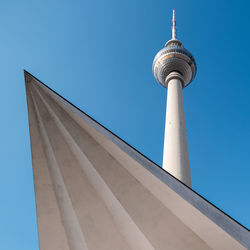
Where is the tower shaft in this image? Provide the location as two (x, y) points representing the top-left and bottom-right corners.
(163, 72), (191, 187)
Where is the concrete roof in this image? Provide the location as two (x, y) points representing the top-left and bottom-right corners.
(24, 70), (249, 250)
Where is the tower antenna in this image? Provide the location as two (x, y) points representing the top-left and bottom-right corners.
(172, 9), (176, 40)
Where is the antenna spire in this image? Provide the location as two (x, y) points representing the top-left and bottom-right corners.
(172, 9), (176, 39)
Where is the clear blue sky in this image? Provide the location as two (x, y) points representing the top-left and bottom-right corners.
(0, 0), (249, 249)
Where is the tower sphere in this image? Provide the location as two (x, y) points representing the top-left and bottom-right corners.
(152, 11), (196, 88)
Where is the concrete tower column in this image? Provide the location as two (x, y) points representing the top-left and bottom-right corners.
(163, 72), (191, 187)
(153, 10), (196, 187)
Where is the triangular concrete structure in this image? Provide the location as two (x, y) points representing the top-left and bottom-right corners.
(25, 71), (249, 250)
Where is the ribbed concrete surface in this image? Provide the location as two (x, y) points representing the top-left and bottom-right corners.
(25, 72), (248, 250)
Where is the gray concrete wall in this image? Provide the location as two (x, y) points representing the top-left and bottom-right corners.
(25, 71), (249, 250)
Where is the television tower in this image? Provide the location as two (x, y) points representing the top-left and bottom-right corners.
(153, 9), (196, 187)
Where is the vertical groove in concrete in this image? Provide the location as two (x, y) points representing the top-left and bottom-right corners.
(32, 83), (156, 250)
(26, 86), (71, 250)
(29, 85), (89, 250)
